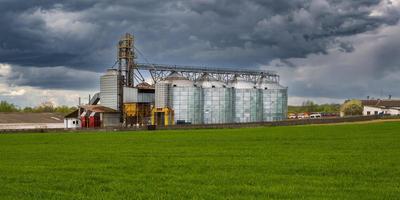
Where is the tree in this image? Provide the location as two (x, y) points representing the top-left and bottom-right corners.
(34, 102), (55, 113)
(0, 101), (19, 112)
(23, 107), (34, 112)
(340, 100), (363, 116)
(302, 100), (317, 113)
(54, 105), (76, 115)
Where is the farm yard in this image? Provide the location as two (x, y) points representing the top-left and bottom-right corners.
(0, 122), (399, 199)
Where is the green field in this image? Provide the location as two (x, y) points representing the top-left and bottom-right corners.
(0, 122), (399, 199)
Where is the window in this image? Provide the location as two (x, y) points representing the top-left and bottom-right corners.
(374, 111), (378, 115)
(72, 121), (75, 124)
(367, 111), (370, 115)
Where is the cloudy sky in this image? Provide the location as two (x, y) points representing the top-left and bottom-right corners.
(0, 0), (400, 107)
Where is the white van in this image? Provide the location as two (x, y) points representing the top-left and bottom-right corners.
(310, 113), (322, 119)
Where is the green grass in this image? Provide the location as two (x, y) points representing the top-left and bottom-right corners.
(0, 122), (399, 199)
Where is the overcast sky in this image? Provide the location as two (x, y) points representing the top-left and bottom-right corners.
(0, 0), (399, 107)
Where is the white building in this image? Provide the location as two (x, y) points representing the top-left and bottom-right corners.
(64, 110), (81, 128)
(363, 106), (400, 116)
(361, 100), (400, 116)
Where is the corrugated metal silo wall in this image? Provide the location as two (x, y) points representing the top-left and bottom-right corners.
(171, 86), (203, 124)
(233, 88), (261, 123)
(100, 74), (120, 110)
(203, 87), (233, 124)
(155, 83), (169, 108)
(261, 88), (288, 121)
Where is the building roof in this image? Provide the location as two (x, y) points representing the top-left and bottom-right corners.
(361, 99), (400, 107)
(79, 105), (119, 113)
(0, 113), (64, 123)
(65, 109), (79, 118)
(364, 105), (400, 111)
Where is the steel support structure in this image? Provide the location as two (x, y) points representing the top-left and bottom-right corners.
(136, 63), (280, 83)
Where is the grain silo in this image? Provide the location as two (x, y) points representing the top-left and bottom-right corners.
(153, 72), (202, 125)
(100, 69), (121, 111)
(230, 76), (262, 123)
(197, 73), (233, 124)
(168, 72), (203, 124)
(257, 77), (288, 121)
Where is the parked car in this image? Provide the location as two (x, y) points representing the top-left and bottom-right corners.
(297, 113), (310, 119)
(288, 113), (297, 119)
(310, 113), (322, 119)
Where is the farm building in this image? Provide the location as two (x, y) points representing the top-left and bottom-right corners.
(64, 110), (80, 128)
(361, 100), (400, 116)
(0, 113), (64, 130)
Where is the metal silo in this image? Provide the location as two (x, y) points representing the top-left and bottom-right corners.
(257, 77), (288, 121)
(100, 69), (121, 111)
(230, 76), (262, 123)
(197, 74), (233, 124)
(155, 80), (170, 109)
(167, 72), (203, 124)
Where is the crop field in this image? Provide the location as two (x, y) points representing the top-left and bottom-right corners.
(0, 122), (399, 199)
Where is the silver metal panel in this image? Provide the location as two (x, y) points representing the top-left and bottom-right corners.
(155, 82), (169, 108)
(123, 87), (138, 103)
(203, 88), (233, 124)
(257, 79), (288, 122)
(233, 88), (262, 123)
(102, 113), (120, 127)
(171, 86), (203, 124)
(100, 73), (119, 110)
(138, 93), (155, 103)
(260, 88), (288, 121)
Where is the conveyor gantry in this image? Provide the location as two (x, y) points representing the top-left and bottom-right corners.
(136, 63), (280, 83)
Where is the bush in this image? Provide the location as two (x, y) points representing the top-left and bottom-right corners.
(0, 101), (19, 112)
(0, 100), (76, 114)
(340, 100), (363, 116)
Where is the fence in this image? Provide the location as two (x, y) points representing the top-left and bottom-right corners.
(1, 115), (395, 134)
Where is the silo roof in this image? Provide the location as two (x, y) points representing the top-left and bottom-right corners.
(165, 71), (188, 81)
(257, 77), (286, 89)
(229, 76), (255, 89)
(197, 73), (226, 88)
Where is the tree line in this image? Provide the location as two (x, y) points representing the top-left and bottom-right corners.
(288, 100), (340, 114)
(0, 101), (76, 115)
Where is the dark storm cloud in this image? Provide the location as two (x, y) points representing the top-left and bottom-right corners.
(0, 0), (399, 90)
(6, 65), (99, 90)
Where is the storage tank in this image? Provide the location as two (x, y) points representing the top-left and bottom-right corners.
(257, 77), (288, 121)
(155, 80), (170, 109)
(100, 69), (121, 110)
(197, 74), (233, 124)
(230, 76), (262, 123)
(156, 72), (203, 124)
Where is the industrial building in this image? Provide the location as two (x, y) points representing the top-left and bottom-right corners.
(361, 99), (400, 116)
(67, 33), (288, 128)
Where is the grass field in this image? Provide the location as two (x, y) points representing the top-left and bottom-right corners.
(0, 122), (399, 199)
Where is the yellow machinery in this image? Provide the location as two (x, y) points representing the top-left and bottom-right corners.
(151, 107), (174, 126)
(124, 103), (152, 126)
